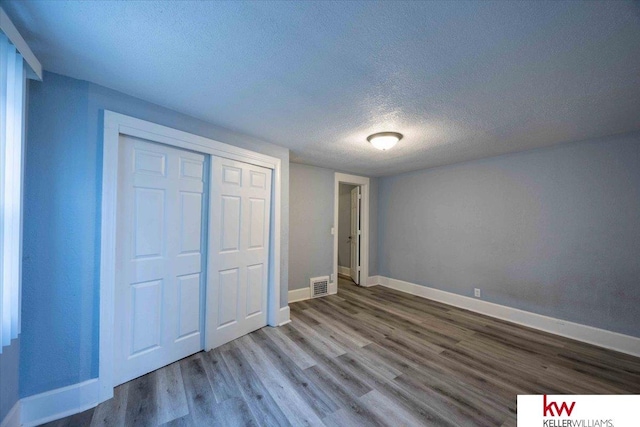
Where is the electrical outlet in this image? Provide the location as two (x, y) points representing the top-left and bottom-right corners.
(474, 288), (481, 298)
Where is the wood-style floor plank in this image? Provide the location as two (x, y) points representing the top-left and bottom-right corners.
(248, 329), (340, 417)
(124, 370), (159, 425)
(359, 389), (446, 427)
(200, 349), (242, 403)
(155, 362), (189, 424)
(304, 364), (387, 427)
(262, 326), (317, 370)
(208, 397), (257, 427)
(232, 335), (324, 426)
(221, 344), (291, 426)
(47, 277), (640, 426)
(90, 383), (128, 427)
(179, 354), (219, 425)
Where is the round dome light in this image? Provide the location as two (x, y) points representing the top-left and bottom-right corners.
(367, 132), (403, 150)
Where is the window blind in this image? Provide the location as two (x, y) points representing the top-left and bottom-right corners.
(0, 32), (25, 351)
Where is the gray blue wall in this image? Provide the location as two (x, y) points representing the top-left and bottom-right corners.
(289, 163), (377, 291)
(0, 338), (20, 421)
(378, 132), (640, 338)
(369, 178), (379, 277)
(289, 164), (335, 290)
(21, 72), (289, 398)
(338, 184), (356, 268)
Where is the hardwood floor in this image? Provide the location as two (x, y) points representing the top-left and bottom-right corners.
(44, 277), (640, 426)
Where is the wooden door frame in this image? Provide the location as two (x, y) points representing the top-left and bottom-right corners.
(99, 111), (283, 402)
(333, 173), (369, 291)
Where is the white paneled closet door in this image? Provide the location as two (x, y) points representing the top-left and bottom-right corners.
(207, 157), (272, 349)
(114, 136), (206, 386)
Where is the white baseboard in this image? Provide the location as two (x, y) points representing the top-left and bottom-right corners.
(288, 287), (310, 303)
(329, 281), (337, 295)
(378, 276), (640, 358)
(20, 379), (100, 427)
(18, 304), (290, 426)
(278, 306), (291, 326)
(338, 266), (351, 276)
(1, 402), (20, 427)
(364, 275), (381, 287)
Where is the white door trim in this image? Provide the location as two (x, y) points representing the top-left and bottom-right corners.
(349, 186), (360, 284)
(100, 111), (282, 403)
(333, 173), (369, 291)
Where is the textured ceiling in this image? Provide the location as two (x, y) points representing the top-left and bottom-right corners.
(3, 1), (640, 176)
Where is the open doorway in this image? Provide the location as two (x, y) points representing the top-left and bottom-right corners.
(333, 173), (370, 292)
(337, 183), (359, 286)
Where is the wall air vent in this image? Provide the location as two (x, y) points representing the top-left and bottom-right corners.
(310, 276), (330, 298)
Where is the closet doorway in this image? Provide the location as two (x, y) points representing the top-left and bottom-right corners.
(100, 111), (283, 400)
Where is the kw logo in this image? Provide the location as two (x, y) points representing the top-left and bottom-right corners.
(543, 395), (576, 417)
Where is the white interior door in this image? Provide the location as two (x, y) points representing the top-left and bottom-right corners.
(207, 157), (272, 349)
(350, 186), (361, 284)
(114, 136), (206, 386)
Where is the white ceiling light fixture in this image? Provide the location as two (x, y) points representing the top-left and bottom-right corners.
(367, 132), (403, 151)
